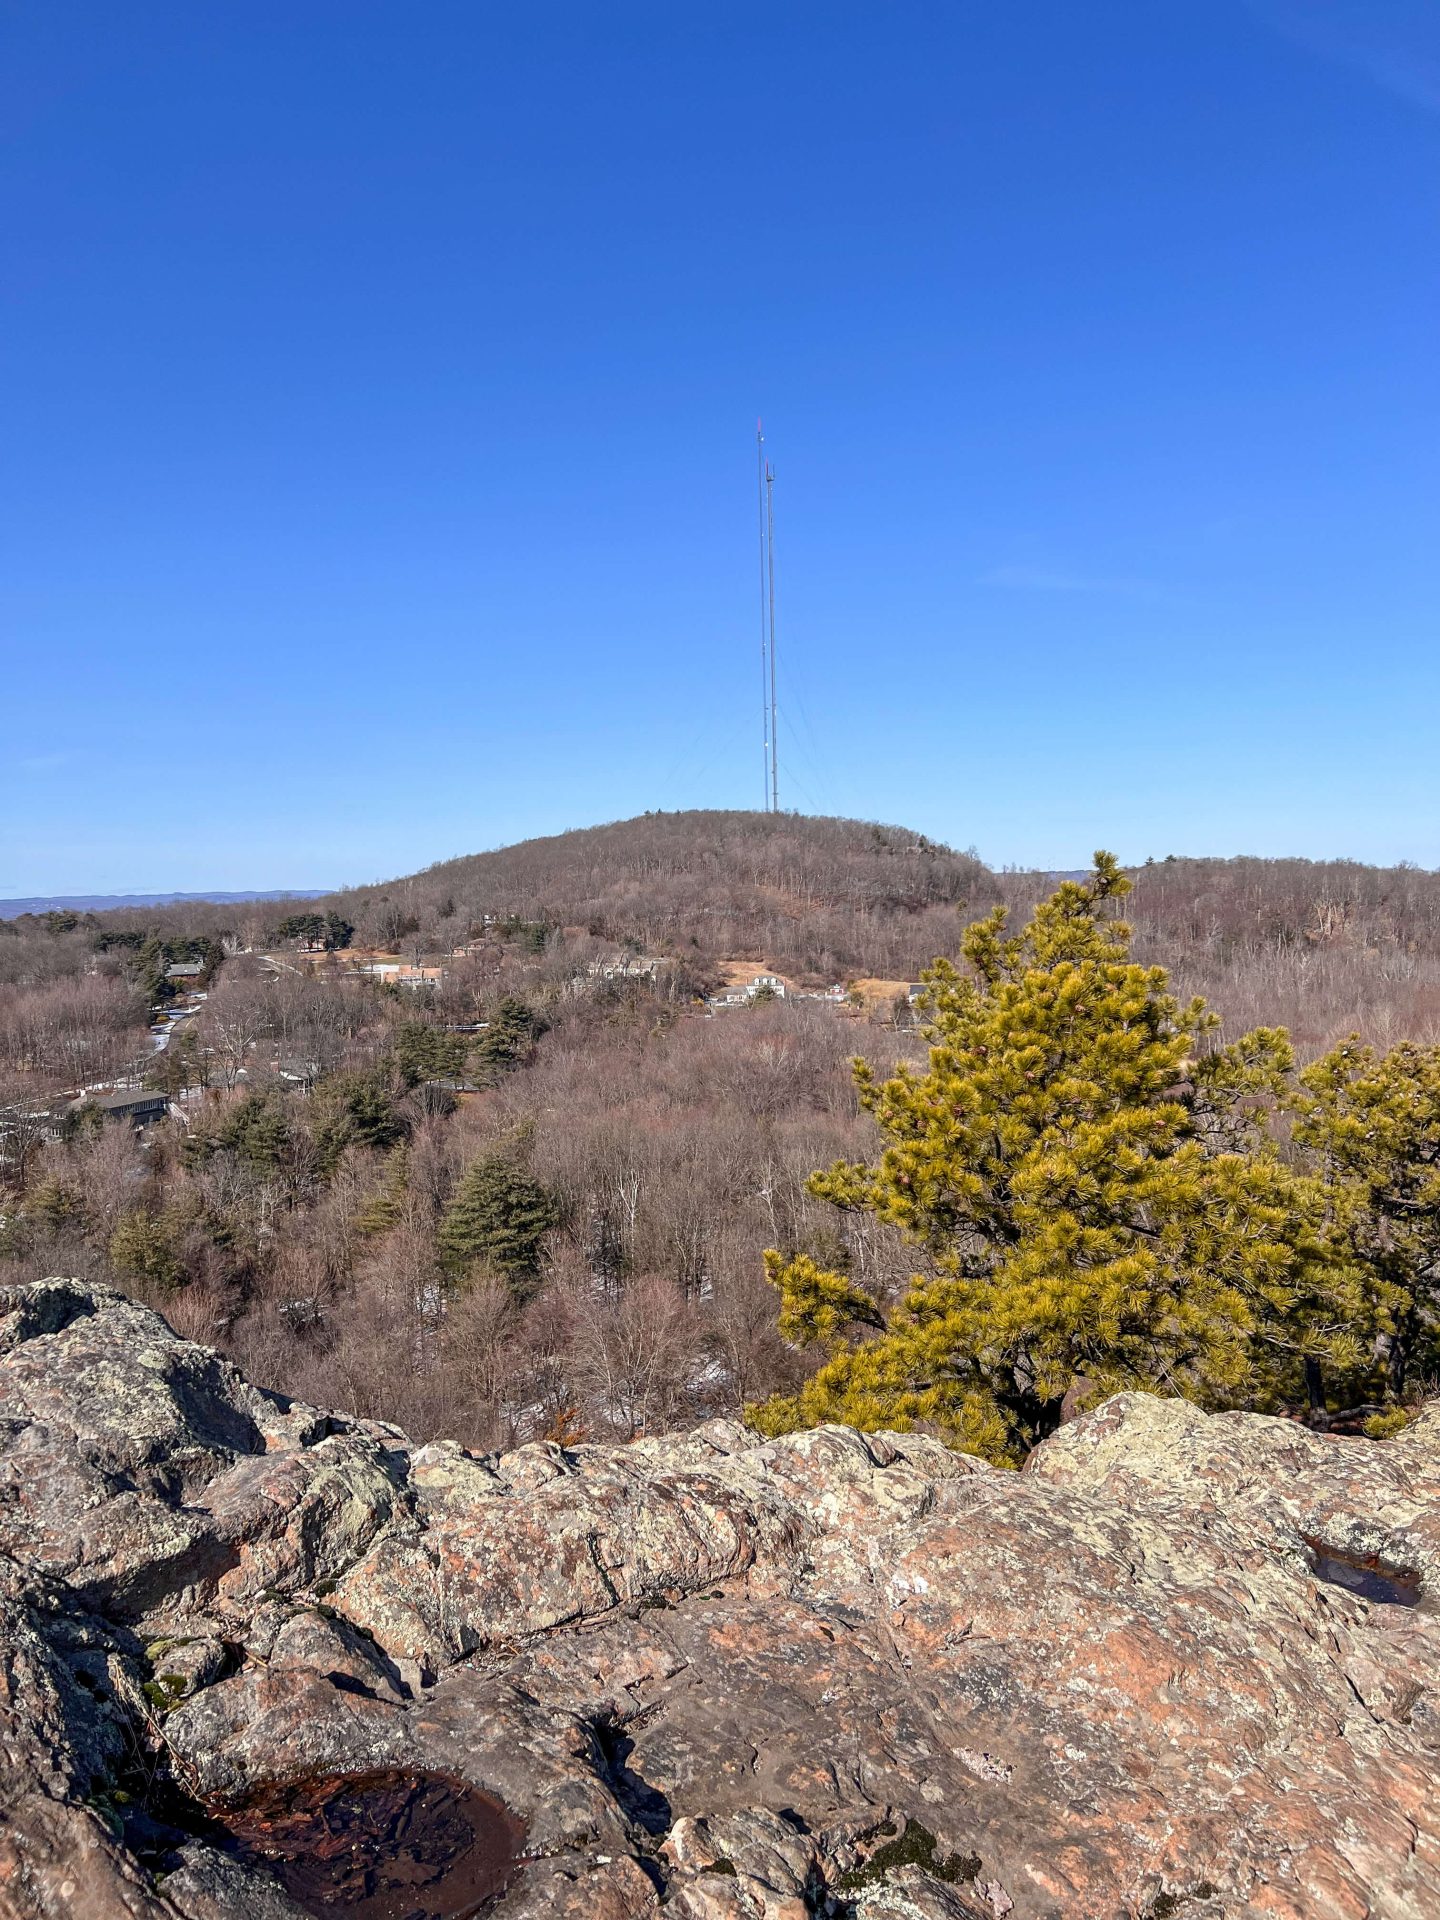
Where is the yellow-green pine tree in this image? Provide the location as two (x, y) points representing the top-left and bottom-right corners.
(1293, 1037), (1440, 1407)
(752, 855), (1366, 1464)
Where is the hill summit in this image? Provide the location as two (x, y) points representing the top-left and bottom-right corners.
(325, 810), (999, 981)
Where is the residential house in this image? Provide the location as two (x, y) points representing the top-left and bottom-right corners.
(73, 1088), (170, 1128)
(708, 972), (791, 1009)
(747, 973), (787, 999)
(351, 962), (444, 989)
(395, 964), (443, 989)
(586, 952), (662, 982)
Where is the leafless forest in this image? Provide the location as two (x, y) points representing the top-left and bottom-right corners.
(5, 812), (1440, 1448)
(327, 810), (997, 983)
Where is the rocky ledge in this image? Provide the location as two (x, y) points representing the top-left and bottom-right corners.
(3, 1281), (1440, 1920)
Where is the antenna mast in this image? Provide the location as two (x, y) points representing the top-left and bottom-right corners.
(756, 422), (770, 811)
(766, 460), (779, 814)
(755, 420), (779, 813)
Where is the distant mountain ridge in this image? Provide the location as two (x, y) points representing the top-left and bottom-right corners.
(0, 889), (328, 917)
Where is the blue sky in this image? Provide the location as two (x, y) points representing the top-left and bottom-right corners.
(2, 1), (1436, 891)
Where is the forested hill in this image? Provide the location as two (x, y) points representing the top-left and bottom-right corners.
(322, 810), (1000, 983)
(1035, 854), (1440, 1057)
(8, 815), (1440, 1054)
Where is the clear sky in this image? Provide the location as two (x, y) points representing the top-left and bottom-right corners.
(3, 2), (1436, 892)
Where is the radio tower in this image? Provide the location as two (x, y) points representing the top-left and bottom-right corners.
(756, 421), (779, 812)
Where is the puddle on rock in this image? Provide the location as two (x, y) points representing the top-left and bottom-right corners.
(1304, 1539), (1421, 1608)
(214, 1768), (527, 1919)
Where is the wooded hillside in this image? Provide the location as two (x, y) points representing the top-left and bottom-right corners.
(323, 810), (998, 983)
(5, 813), (1440, 1457)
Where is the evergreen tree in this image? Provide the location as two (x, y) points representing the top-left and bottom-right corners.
(438, 1153), (555, 1291)
(27, 1177), (86, 1232)
(313, 1069), (405, 1171)
(135, 936), (177, 1006)
(221, 1087), (293, 1173)
(355, 1146), (410, 1236)
(392, 1021), (468, 1088)
(109, 1207), (189, 1291)
(274, 912), (325, 945)
(1293, 1038), (1440, 1404)
(752, 856), (1368, 1464)
(183, 1086), (292, 1174)
(475, 997), (544, 1076)
(147, 1029), (201, 1099)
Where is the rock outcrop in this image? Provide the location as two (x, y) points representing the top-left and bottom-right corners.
(3, 1279), (1440, 1919)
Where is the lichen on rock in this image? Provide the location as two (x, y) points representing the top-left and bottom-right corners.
(3, 1278), (1440, 1919)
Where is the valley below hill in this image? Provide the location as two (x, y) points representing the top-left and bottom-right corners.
(4, 811), (1440, 1459)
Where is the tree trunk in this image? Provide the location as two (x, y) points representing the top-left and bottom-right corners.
(1303, 1356), (1329, 1430)
(1387, 1304), (1419, 1400)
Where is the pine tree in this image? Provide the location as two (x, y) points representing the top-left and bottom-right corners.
(27, 1177), (86, 1232)
(751, 855), (1368, 1464)
(222, 1087), (292, 1173)
(437, 1153), (556, 1291)
(312, 1069), (405, 1171)
(183, 1086), (292, 1174)
(355, 1146), (410, 1236)
(474, 997), (544, 1077)
(109, 1206), (189, 1292)
(393, 1022), (467, 1087)
(1293, 1038), (1440, 1405)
